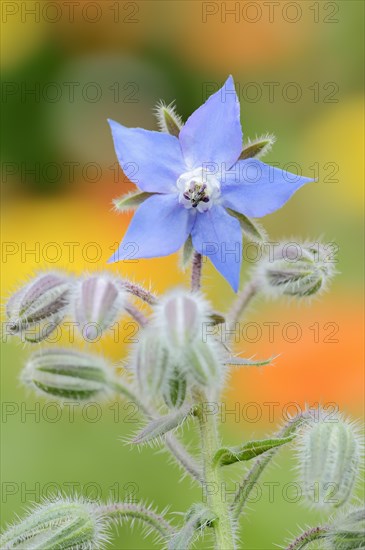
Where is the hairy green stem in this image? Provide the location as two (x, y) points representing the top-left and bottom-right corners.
(232, 412), (310, 519)
(285, 526), (329, 549)
(99, 502), (175, 540)
(113, 382), (202, 483)
(191, 252), (203, 292)
(165, 433), (203, 483)
(112, 382), (147, 408)
(195, 392), (236, 549)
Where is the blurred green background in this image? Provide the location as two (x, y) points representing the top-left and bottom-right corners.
(1, 1), (364, 548)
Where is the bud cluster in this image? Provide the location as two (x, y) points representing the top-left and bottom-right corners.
(6, 271), (72, 343)
(133, 290), (225, 407)
(5, 271), (130, 342)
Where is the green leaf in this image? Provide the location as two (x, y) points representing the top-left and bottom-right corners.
(213, 436), (295, 467)
(226, 208), (264, 241)
(113, 191), (155, 212)
(132, 405), (193, 445)
(225, 355), (278, 367)
(238, 134), (276, 160)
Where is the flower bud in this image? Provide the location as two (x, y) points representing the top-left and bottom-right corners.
(325, 507), (365, 549)
(151, 290), (225, 392)
(6, 271), (72, 342)
(186, 339), (223, 388)
(155, 290), (210, 350)
(0, 497), (109, 549)
(297, 411), (362, 509)
(22, 348), (114, 401)
(257, 241), (336, 298)
(134, 328), (170, 399)
(72, 273), (127, 340)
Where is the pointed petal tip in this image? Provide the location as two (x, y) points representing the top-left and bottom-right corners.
(107, 118), (121, 134)
(228, 274), (240, 293)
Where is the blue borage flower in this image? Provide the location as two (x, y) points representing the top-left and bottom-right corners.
(108, 76), (312, 291)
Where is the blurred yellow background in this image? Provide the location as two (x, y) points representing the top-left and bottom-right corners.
(1, 1), (364, 548)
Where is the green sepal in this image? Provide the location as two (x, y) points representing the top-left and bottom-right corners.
(160, 108), (181, 137)
(180, 235), (194, 270)
(163, 368), (187, 409)
(330, 531), (365, 549)
(213, 435), (295, 467)
(132, 405), (193, 445)
(226, 208), (264, 242)
(22, 317), (62, 343)
(113, 191), (155, 212)
(154, 101), (183, 137)
(33, 381), (100, 401)
(238, 135), (276, 160)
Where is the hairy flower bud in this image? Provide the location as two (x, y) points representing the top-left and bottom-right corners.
(134, 329), (188, 408)
(186, 339), (223, 387)
(156, 290), (209, 349)
(0, 497), (109, 549)
(132, 290), (226, 402)
(6, 271), (72, 342)
(135, 328), (170, 399)
(325, 507), (365, 549)
(154, 290), (225, 390)
(297, 411), (362, 509)
(22, 348), (114, 401)
(257, 241), (336, 298)
(72, 273), (127, 340)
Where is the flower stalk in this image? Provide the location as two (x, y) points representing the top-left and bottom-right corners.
(195, 391), (236, 550)
(120, 280), (157, 305)
(191, 251), (203, 292)
(113, 380), (202, 483)
(99, 502), (175, 541)
(232, 412), (310, 520)
(285, 526), (329, 550)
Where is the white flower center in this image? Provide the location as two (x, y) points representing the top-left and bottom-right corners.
(176, 167), (221, 213)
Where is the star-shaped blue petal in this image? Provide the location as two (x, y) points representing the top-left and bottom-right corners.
(108, 76), (313, 291)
